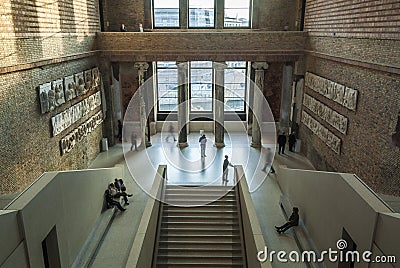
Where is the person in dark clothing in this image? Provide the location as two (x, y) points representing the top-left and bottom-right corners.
(117, 120), (123, 141)
(288, 132), (296, 152)
(277, 132), (287, 155)
(275, 207), (299, 234)
(105, 189), (126, 212)
(109, 183), (132, 205)
(222, 155), (234, 183)
(120, 23), (127, 32)
(130, 132), (137, 151)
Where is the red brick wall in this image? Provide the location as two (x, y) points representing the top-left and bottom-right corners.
(301, 0), (400, 196)
(0, 0), (102, 193)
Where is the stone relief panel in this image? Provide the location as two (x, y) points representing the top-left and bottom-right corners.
(39, 82), (51, 114)
(38, 67), (102, 114)
(305, 72), (358, 111)
(303, 94), (348, 134)
(302, 111), (341, 154)
(64, 75), (77, 101)
(51, 91), (102, 136)
(74, 72), (86, 96)
(60, 111), (103, 156)
(52, 79), (65, 107)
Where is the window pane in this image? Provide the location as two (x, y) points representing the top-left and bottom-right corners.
(189, 0), (214, 28)
(154, 0), (179, 8)
(154, 0), (179, 27)
(157, 62), (178, 111)
(190, 61), (213, 111)
(224, 61), (246, 111)
(224, 0), (250, 27)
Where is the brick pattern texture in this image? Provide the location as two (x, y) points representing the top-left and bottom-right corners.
(0, 0), (101, 194)
(304, 0), (400, 40)
(301, 0), (400, 196)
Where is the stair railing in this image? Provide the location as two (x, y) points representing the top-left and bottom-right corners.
(234, 166), (248, 268)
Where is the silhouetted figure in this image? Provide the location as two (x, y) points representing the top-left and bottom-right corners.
(275, 207), (299, 234)
(262, 148), (275, 174)
(105, 189), (125, 212)
(199, 134), (207, 157)
(117, 120), (122, 141)
(288, 132), (296, 152)
(165, 125), (176, 142)
(120, 23), (127, 32)
(277, 132), (287, 155)
(130, 132), (137, 151)
(222, 155), (234, 183)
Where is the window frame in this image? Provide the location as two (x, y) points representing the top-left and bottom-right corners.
(152, 0), (180, 29)
(223, 0), (252, 29)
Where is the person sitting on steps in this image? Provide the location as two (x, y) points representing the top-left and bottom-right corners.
(109, 183), (132, 205)
(275, 207), (299, 234)
(105, 189), (126, 212)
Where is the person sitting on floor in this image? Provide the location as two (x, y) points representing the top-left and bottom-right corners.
(105, 189), (126, 212)
(109, 183), (132, 205)
(275, 207), (299, 234)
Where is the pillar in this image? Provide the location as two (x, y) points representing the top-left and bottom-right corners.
(177, 62), (189, 148)
(213, 62), (227, 148)
(98, 61), (115, 145)
(279, 63), (294, 133)
(251, 62), (268, 148)
(134, 62), (151, 148)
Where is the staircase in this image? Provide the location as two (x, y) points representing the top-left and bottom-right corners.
(153, 185), (247, 268)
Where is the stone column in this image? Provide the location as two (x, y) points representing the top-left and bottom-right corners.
(279, 63), (294, 133)
(177, 62), (189, 148)
(180, 0), (188, 28)
(98, 61), (115, 145)
(213, 62), (227, 148)
(134, 62), (151, 148)
(251, 62), (268, 148)
(215, 0), (225, 29)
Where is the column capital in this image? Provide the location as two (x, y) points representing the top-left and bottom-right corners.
(252, 62), (269, 70)
(212, 62), (228, 71)
(134, 62), (149, 71)
(176, 62), (189, 70)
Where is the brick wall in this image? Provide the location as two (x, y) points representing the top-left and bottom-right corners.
(0, 0), (101, 194)
(304, 0), (400, 40)
(301, 1), (400, 196)
(102, 0), (145, 32)
(257, 0), (299, 30)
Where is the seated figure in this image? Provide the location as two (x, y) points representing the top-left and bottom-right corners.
(275, 207), (299, 234)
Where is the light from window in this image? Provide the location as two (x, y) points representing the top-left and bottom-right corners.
(189, 0), (215, 28)
(154, 0), (179, 27)
(224, 61), (246, 111)
(190, 61), (213, 111)
(224, 0), (250, 28)
(157, 62), (178, 111)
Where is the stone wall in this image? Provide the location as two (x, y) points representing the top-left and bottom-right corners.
(301, 0), (400, 196)
(0, 0), (101, 193)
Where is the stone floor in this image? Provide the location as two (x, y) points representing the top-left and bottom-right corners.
(87, 132), (315, 268)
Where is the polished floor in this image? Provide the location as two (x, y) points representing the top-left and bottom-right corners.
(88, 132), (315, 268)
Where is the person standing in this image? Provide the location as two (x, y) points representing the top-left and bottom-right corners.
(288, 132), (296, 152)
(277, 132), (287, 155)
(222, 155), (234, 183)
(199, 134), (207, 157)
(262, 148), (275, 174)
(165, 125), (176, 142)
(117, 120), (123, 142)
(130, 131), (137, 151)
(120, 23), (127, 32)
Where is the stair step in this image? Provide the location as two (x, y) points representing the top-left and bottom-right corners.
(158, 247), (242, 253)
(158, 240), (242, 246)
(159, 234), (241, 242)
(156, 261), (243, 267)
(166, 185), (233, 190)
(162, 222), (238, 228)
(162, 216), (238, 223)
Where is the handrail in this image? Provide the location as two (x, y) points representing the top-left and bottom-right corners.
(151, 167), (167, 268)
(3, 172), (48, 210)
(353, 174), (395, 213)
(234, 166), (248, 268)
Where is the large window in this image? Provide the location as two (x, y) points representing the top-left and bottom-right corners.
(224, 61), (246, 111)
(189, 0), (215, 28)
(154, 0), (179, 28)
(224, 0), (251, 28)
(157, 62), (178, 111)
(190, 61), (213, 111)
